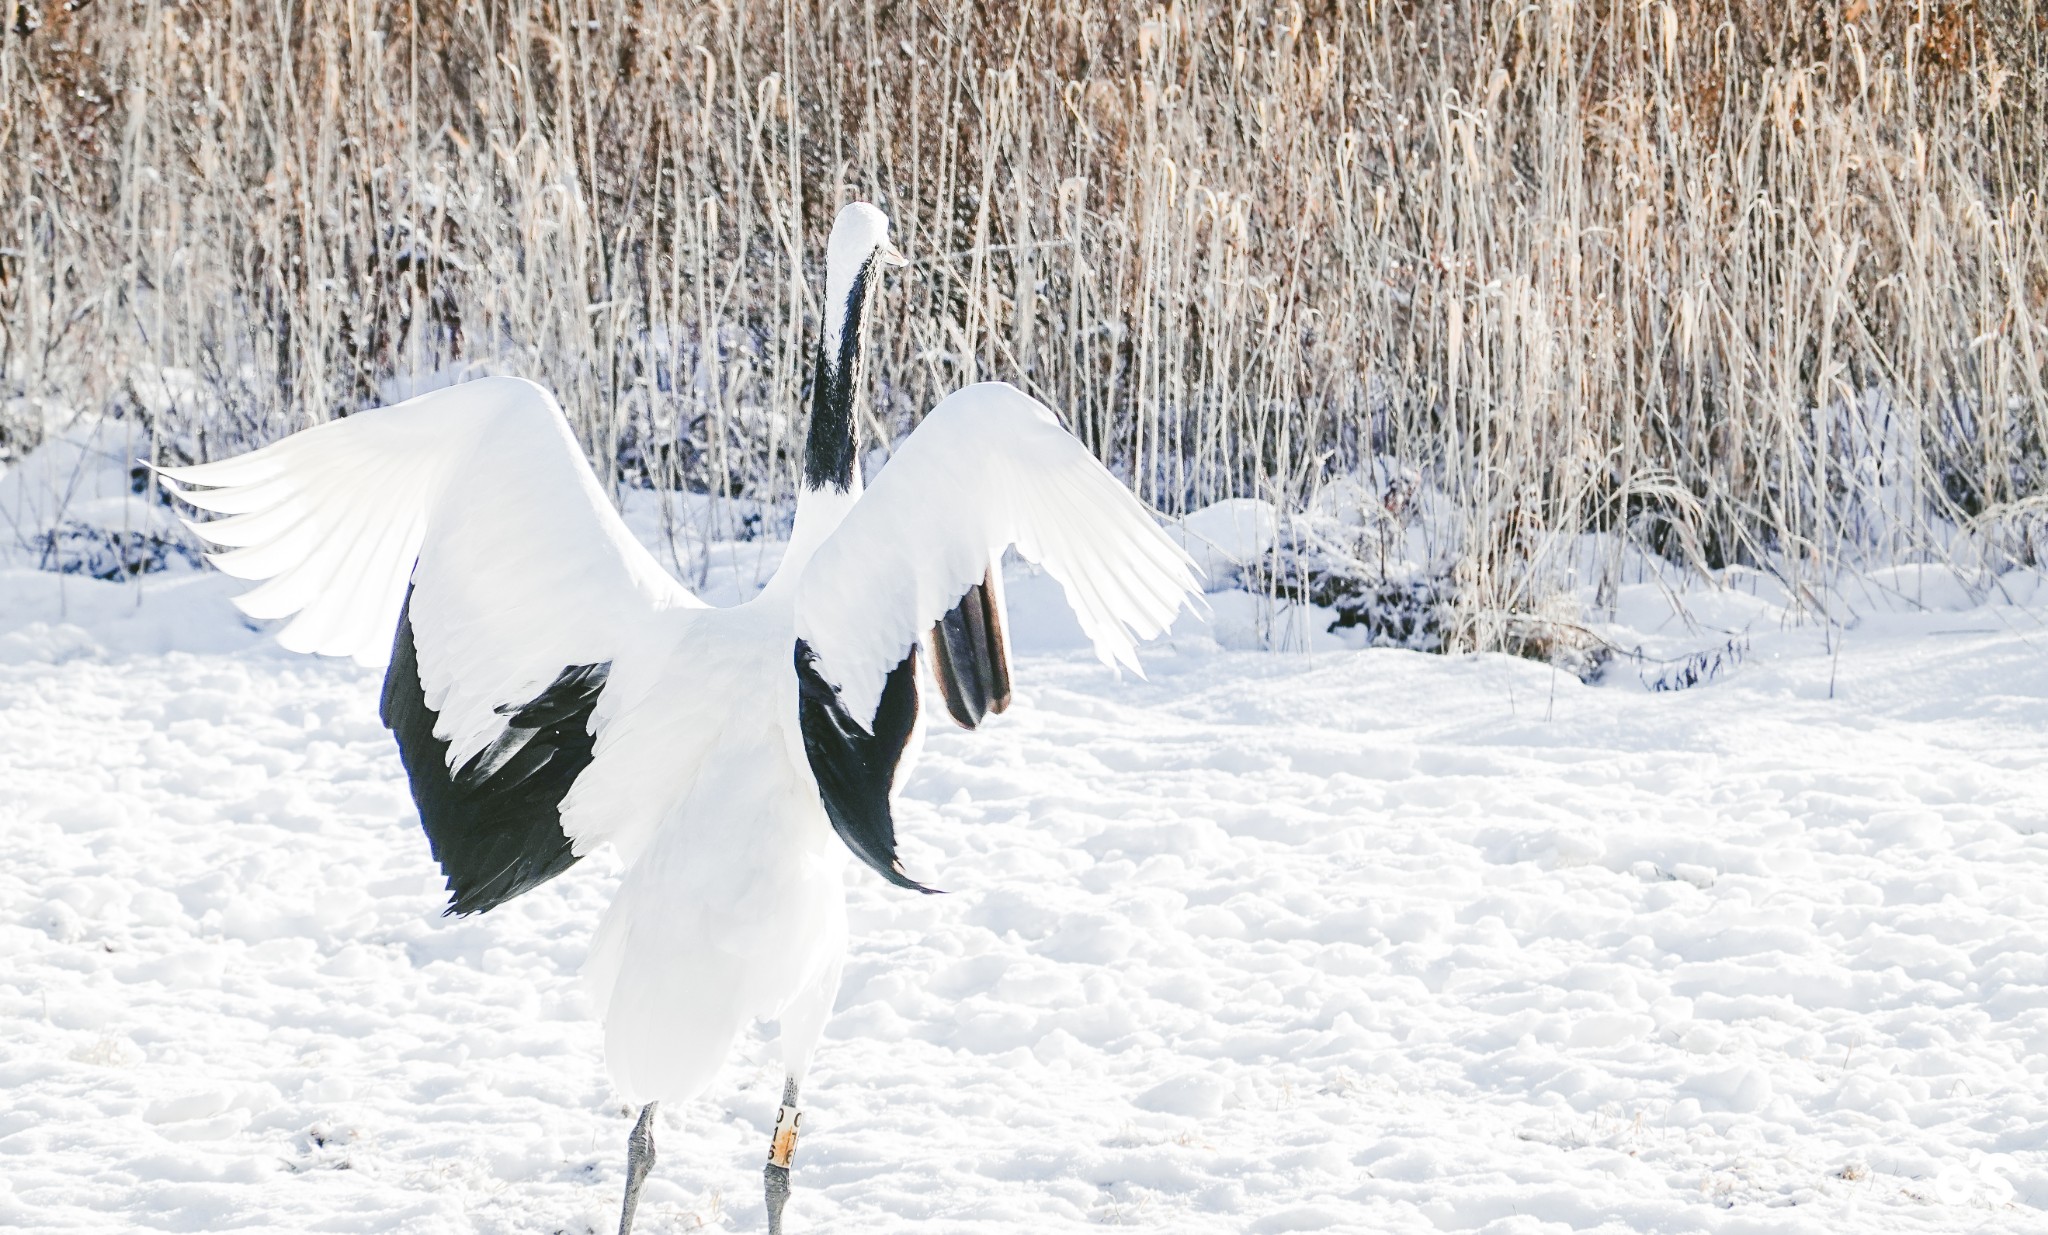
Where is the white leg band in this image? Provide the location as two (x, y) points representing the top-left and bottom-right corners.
(768, 1104), (802, 1168)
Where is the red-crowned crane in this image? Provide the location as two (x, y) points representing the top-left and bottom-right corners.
(158, 203), (1199, 1234)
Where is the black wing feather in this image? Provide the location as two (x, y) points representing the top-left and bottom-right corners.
(380, 587), (604, 916)
(795, 638), (935, 894)
(929, 569), (1012, 730)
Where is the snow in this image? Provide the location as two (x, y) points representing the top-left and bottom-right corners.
(5, 533), (2048, 1231)
(0, 416), (182, 554)
(1167, 498), (1279, 581)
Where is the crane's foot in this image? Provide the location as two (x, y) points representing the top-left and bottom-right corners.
(764, 1078), (801, 1235)
(618, 1102), (658, 1235)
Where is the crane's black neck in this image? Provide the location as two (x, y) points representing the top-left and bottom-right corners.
(802, 258), (875, 493)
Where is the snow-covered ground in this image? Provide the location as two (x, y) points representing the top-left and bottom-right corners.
(4, 540), (2048, 1232)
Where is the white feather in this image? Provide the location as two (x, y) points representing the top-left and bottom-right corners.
(162, 376), (697, 769)
(794, 381), (1200, 727)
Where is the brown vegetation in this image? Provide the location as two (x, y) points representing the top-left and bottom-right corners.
(3, 1), (2044, 643)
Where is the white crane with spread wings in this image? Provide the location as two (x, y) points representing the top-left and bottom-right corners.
(159, 203), (1199, 1235)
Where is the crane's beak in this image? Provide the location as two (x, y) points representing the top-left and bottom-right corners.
(878, 241), (909, 269)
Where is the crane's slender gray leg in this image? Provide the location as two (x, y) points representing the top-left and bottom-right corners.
(764, 1077), (801, 1235)
(766, 927), (838, 1233)
(617, 1102), (658, 1235)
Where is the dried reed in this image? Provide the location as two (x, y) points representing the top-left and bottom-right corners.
(3, 1), (2043, 644)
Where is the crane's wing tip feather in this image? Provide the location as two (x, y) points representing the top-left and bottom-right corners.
(882, 866), (945, 895)
(143, 458), (206, 485)
(210, 553), (268, 588)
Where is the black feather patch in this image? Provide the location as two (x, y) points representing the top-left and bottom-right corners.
(380, 588), (605, 916)
(795, 638), (935, 894)
(929, 570), (1012, 730)
(801, 258), (875, 492)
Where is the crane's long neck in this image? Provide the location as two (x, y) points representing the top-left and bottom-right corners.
(776, 256), (875, 588)
(802, 258), (873, 495)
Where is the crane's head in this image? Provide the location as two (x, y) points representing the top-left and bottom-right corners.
(826, 201), (907, 283)
(822, 203), (905, 362)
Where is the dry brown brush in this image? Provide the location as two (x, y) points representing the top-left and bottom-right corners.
(3, 0), (2044, 646)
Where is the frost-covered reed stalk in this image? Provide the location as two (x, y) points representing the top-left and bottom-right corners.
(2, 1), (2043, 648)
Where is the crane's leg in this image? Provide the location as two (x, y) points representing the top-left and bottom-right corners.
(617, 1101), (658, 1235)
(765, 953), (842, 1234)
(764, 1075), (801, 1235)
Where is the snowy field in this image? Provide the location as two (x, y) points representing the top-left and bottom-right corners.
(4, 544), (2048, 1233)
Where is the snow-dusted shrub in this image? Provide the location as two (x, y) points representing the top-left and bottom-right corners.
(1191, 468), (1601, 674)
(1307, 574), (1449, 653)
(34, 520), (199, 580)
(1636, 638), (1749, 694)
(1232, 468), (1455, 654)
(1959, 496), (2048, 576)
(0, 410), (194, 574)
(1495, 608), (1614, 684)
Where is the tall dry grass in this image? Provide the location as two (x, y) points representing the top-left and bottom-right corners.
(2, 1), (2044, 644)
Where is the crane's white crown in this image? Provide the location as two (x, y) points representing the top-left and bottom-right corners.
(825, 202), (895, 277)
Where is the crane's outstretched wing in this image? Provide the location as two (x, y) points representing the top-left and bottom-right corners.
(159, 376), (698, 913)
(792, 381), (1200, 890)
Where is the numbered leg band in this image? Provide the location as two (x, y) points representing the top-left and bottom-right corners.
(768, 1104), (802, 1168)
